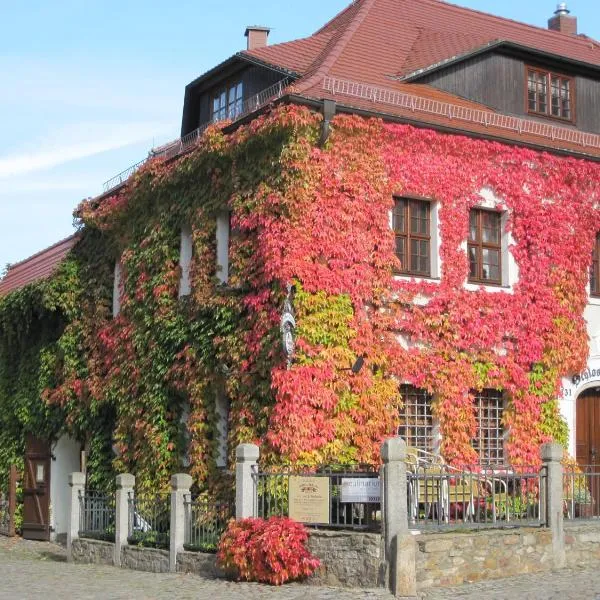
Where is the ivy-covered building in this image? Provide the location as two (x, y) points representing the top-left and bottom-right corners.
(3, 0), (600, 539)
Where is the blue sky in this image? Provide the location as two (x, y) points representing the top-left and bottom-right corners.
(1, 0), (598, 268)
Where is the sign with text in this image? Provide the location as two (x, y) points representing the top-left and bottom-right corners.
(288, 476), (330, 524)
(340, 478), (381, 503)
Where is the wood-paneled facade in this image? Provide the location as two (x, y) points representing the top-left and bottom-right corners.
(418, 51), (600, 134)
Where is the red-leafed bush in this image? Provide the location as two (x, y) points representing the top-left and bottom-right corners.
(217, 517), (320, 585)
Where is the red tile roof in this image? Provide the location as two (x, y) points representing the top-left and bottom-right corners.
(242, 0), (600, 158)
(0, 235), (78, 297)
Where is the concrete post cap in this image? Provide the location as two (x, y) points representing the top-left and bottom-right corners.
(541, 442), (564, 462)
(381, 437), (407, 462)
(236, 443), (260, 462)
(69, 472), (86, 487)
(171, 473), (193, 491)
(116, 473), (135, 489)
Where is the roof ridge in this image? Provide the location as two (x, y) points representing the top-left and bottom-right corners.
(3, 233), (78, 272)
(314, 0), (361, 35)
(293, 0), (377, 95)
(434, 0), (597, 48)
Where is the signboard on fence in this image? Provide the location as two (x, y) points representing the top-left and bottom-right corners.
(288, 476), (330, 524)
(340, 478), (381, 503)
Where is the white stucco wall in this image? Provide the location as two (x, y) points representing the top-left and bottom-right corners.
(560, 300), (600, 456)
(49, 435), (80, 540)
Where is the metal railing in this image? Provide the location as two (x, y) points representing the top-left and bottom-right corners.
(323, 76), (600, 152)
(564, 466), (600, 520)
(78, 490), (115, 542)
(253, 464), (381, 531)
(128, 492), (170, 549)
(184, 496), (233, 553)
(407, 464), (546, 530)
(102, 77), (293, 194)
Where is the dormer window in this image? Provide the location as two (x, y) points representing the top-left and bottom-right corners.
(527, 67), (573, 121)
(212, 81), (243, 122)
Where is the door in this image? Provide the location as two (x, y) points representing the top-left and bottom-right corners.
(22, 435), (51, 541)
(576, 390), (600, 513)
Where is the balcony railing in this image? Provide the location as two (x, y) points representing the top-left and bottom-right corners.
(102, 77), (293, 194)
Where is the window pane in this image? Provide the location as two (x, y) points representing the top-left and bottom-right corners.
(481, 212), (501, 244)
(410, 200), (429, 235)
(395, 237), (406, 271)
(410, 239), (430, 275)
(399, 385), (434, 453)
(468, 245), (479, 279)
(469, 210), (479, 242)
(393, 199), (406, 233)
(473, 390), (504, 465)
(482, 248), (500, 282)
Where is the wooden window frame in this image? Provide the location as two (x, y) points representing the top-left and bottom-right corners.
(393, 197), (432, 277)
(591, 233), (600, 297)
(399, 384), (434, 453)
(472, 389), (505, 466)
(468, 207), (503, 286)
(526, 66), (575, 123)
(211, 80), (243, 122)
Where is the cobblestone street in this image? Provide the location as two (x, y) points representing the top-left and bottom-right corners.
(2, 536), (600, 599)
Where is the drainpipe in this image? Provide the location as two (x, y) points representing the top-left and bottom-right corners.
(320, 99), (337, 146)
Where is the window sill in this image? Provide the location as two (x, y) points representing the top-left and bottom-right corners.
(465, 282), (514, 294)
(587, 295), (600, 307)
(393, 274), (441, 284)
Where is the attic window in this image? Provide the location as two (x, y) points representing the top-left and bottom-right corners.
(527, 67), (573, 122)
(212, 81), (243, 122)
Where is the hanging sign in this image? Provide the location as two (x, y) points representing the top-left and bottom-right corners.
(288, 476), (330, 524)
(340, 478), (381, 503)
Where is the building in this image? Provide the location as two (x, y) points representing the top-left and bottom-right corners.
(2, 0), (600, 538)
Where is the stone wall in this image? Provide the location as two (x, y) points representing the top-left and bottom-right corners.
(121, 546), (169, 573)
(415, 528), (554, 590)
(565, 522), (600, 567)
(177, 551), (224, 578)
(307, 530), (384, 588)
(71, 538), (114, 565)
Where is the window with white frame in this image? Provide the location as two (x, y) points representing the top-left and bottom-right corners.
(216, 211), (230, 284)
(215, 389), (230, 468)
(472, 389), (504, 465)
(398, 384), (434, 453)
(179, 225), (193, 297)
(112, 261), (123, 317)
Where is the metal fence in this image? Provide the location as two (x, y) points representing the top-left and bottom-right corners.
(78, 490), (115, 541)
(564, 466), (600, 520)
(184, 496), (233, 553)
(407, 464), (546, 530)
(253, 465), (381, 531)
(0, 495), (9, 537)
(128, 492), (171, 549)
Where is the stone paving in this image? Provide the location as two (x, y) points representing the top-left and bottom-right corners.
(2, 535), (600, 599)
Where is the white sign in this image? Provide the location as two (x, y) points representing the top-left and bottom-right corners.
(340, 478), (380, 503)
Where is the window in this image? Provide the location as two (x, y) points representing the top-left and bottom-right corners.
(179, 225), (193, 298)
(472, 389), (504, 465)
(527, 67), (573, 121)
(398, 385), (434, 453)
(393, 197), (431, 276)
(112, 261), (123, 317)
(216, 211), (230, 284)
(212, 81), (243, 122)
(591, 234), (600, 297)
(215, 389), (230, 468)
(468, 208), (502, 285)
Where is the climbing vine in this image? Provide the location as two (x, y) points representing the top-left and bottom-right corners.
(1, 104), (599, 493)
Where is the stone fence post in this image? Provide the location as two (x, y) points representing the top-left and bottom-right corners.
(114, 473), (135, 567)
(382, 437), (416, 598)
(541, 442), (565, 569)
(66, 472), (85, 562)
(170, 473), (192, 573)
(236, 444), (259, 519)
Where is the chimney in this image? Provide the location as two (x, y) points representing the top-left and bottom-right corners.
(548, 2), (577, 35)
(245, 26), (270, 51)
